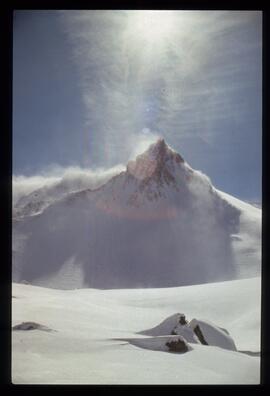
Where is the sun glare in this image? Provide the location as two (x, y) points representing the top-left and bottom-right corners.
(128, 11), (176, 42)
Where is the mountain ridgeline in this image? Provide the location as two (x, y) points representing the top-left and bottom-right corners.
(13, 139), (260, 289)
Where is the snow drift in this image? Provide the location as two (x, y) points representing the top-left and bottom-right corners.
(12, 139), (261, 289)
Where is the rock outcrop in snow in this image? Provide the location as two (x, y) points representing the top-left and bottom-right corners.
(12, 139), (260, 289)
(189, 318), (237, 351)
(138, 313), (237, 351)
(12, 321), (55, 332)
(116, 335), (192, 354)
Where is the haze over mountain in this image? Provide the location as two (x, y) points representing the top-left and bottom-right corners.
(12, 139), (261, 289)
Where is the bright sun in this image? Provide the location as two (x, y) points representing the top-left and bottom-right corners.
(128, 11), (176, 42)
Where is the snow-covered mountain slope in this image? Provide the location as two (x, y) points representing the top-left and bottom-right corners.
(12, 277), (261, 384)
(216, 190), (261, 278)
(13, 165), (124, 218)
(12, 139), (261, 289)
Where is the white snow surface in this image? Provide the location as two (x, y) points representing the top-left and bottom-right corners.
(12, 277), (261, 384)
(189, 319), (237, 351)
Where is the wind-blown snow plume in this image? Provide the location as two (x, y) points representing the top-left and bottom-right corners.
(13, 164), (125, 206)
(13, 175), (60, 206)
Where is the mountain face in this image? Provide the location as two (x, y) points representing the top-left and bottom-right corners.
(12, 139), (261, 289)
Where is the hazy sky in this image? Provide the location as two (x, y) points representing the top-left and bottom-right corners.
(13, 10), (262, 201)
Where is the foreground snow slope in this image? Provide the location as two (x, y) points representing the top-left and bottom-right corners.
(12, 277), (261, 384)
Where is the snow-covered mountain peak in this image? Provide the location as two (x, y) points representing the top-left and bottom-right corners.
(145, 138), (170, 157)
(12, 139), (261, 289)
(126, 138), (184, 183)
(145, 138), (184, 166)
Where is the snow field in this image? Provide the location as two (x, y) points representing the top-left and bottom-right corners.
(12, 276), (261, 384)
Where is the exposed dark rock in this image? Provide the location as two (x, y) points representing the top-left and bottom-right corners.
(179, 314), (188, 325)
(193, 324), (208, 345)
(12, 321), (55, 332)
(166, 338), (189, 353)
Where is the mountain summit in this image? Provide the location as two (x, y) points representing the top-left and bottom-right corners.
(12, 141), (261, 289)
(127, 138), (184, 183)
